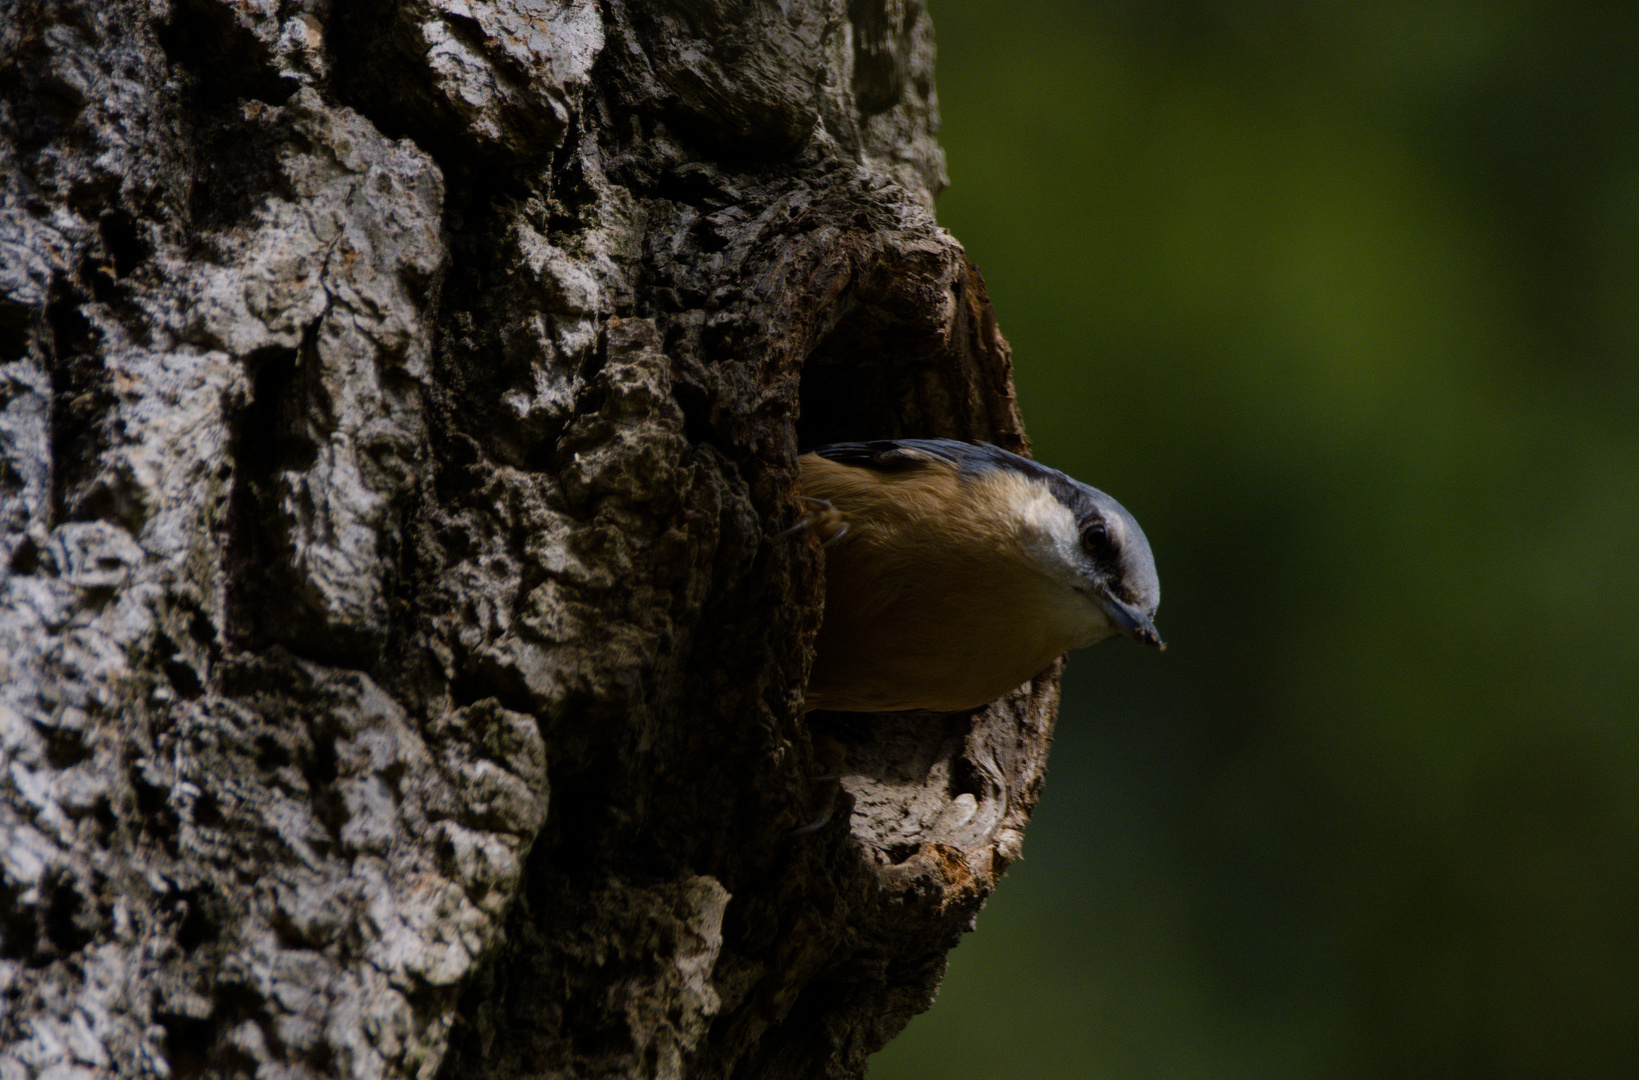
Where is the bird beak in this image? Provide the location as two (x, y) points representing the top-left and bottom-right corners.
(1097, 591), (1166, 651)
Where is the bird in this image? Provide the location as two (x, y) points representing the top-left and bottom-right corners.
(792, 439), (1162, 713)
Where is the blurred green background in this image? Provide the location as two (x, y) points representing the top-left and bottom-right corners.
(870, 2), (1639, 1078)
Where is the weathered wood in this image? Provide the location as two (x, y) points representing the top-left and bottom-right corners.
(0, 2), (1060, 1077)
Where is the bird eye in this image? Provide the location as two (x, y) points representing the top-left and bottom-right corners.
(1080, 519), (1114, 557)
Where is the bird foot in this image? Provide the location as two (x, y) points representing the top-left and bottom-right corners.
(779, 497), (848, 546)
(789, 806), (834, 836)
(790, 738), (847, 837)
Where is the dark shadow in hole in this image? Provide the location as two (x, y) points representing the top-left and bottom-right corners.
(795, 260), (991, 452)
(99, 210), (149, 278)
(187, 108), (286, 235)
(224, 344), (323, 652)
(156, 1012), (214, 1080)
(44, 882), (91, 959)
(157, 0), (297, 107)
(796, 303), (942, 450)
(46, 294), (111, 522)
(849, 0), (912, 117)
(0, 302), (32, 365)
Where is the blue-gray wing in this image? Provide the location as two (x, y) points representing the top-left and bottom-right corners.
(806, 439), (1052, 481)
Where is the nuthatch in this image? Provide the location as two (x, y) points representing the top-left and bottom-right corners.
(793, 439), (1162, 713)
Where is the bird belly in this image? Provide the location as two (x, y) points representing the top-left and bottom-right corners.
(805, 564), (1074, 713)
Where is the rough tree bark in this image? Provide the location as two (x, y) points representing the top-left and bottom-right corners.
(0, 1), (1062, 1077)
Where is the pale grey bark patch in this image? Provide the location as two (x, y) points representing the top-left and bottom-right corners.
(1, 1), (1058, 1078)
(187, 88), (446, 663)
(329, 0), (605, 163)
(136, 663), (545, 1079)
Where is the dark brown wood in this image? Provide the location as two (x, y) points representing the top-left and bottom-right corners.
(0, 1), (1061, 1077)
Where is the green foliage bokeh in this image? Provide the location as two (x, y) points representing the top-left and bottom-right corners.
(871, 2), (1639, 1077)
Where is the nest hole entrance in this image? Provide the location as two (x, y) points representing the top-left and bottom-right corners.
(790, 256), (1029, 860)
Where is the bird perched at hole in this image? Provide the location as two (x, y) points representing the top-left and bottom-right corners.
(793, 439), (1162, 713)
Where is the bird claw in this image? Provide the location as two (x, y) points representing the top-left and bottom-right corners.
(790, 754), (847, 837)
(789, 807), (833, 836)
(779, 497), (848, 546)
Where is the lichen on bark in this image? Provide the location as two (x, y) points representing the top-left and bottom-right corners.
(0, 2), (1061, 1078)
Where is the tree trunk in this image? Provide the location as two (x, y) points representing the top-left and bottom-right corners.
(0, 1), (1060, 1077)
